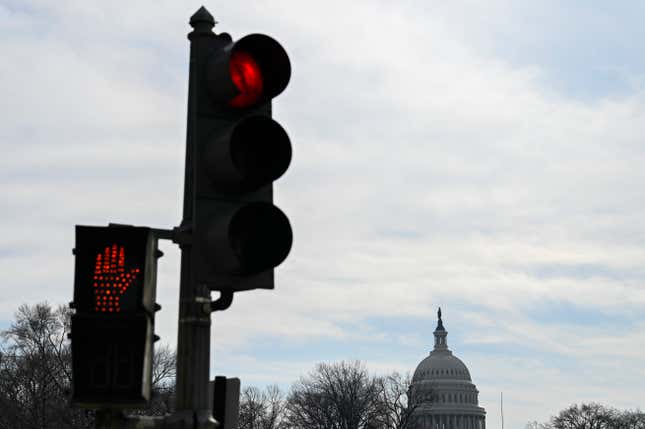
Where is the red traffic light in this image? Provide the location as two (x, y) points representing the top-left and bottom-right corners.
(229, 51), (264, 108)
(208, 34), (291, 109)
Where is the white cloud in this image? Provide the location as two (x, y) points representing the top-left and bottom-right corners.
(2, 1), (645, 428)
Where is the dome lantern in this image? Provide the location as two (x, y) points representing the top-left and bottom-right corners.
(433, 306), (449, 351)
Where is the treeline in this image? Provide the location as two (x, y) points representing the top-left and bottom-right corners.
(0, 303), (415, 429)
(237, 364), (414, 429)
(527, 403), (645, 429)
(2, 303), (643, 429)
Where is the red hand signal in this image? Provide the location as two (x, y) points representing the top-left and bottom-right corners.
(92, 244), (141, 313)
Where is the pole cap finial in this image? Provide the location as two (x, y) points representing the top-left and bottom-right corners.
(190, 6), (216, 29)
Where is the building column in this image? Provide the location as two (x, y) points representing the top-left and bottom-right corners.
(482, 417), (486, 429)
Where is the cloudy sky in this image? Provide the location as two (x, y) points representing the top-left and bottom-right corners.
(2, 0), (645, 427)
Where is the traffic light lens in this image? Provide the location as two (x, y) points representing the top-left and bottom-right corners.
(206, 116), (291, 193)
(92, 244), (141, 313)
(229, 202), (292, 274)
(229, 51), (263, 108)
(231, 116), (291, 189)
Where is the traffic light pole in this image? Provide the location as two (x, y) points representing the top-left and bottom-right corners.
(74, 7), (291, 428)
(169, 8), (220, 429)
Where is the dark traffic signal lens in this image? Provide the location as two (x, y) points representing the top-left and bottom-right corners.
(206, 115), (292, 193)
(228, 202), (292, 274)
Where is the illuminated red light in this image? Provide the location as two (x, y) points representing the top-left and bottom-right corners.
(92, 243), (141, 313)
(229, 50), (263, 108)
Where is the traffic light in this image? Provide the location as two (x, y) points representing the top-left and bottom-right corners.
(70, 225), (159, 408)
(189, 23), (293, 292)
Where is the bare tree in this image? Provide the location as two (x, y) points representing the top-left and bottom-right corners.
(617, 410), (645, 429)
(0, 303), (92, 429)
(152, 344), (177, 389)
(0, 302), (177, 427)
(551, 403), (617, 429)
(283, 360), (381, 429)
(373, 372), (419, 429)
(129, 343), (177, 416)
(525, 421), (552, 429)
(237, 385), (285, 429)
(531, 403), (645, 429)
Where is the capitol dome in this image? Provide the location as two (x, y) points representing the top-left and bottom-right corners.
(408, 308), (486, 429)
(413, 351), (472, 382)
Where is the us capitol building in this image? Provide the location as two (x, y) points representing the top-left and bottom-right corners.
(408, 308), (486, 429)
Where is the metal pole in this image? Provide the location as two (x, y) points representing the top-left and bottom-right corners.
(170, 7), (219, 429)
(500, 392), (504, 429)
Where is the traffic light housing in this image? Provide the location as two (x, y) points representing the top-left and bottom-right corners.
(210, 376), (241, 429)
(188, 26), (293, 292)
(70, 225), (159, 408)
